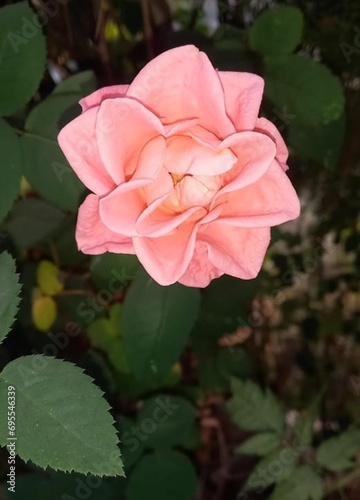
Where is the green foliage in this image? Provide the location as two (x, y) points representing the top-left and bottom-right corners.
(122, 270), (200, 380)
(0, 2), (46, 116)
(137, 395), (196, 448)
(6, 198), (66, 248)
(236, 432), (281, 456)
(117, 415), (145, 470)
(242, 447), (297, 491)
(5, 473), (120, 500)
(0, 356), (124, 476)
(315, 428), (360, 471)
(288, 114), (346, 170)
(269, 466), (323, 500)
(0, 119), (22, 223)
(90, 253), (140, 289)
(87, 304), (130, 374)
(264, 55), (344, 126)
(52, 71), (97, 97)
(21, 94), (85, 212)
(227, 379), (285, 435)
(0, 252), (21, 345)
(250, 6), (304, 56)
(127, 450), (197, 500)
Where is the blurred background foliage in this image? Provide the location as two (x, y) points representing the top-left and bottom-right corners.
(0, 0), (360, 499)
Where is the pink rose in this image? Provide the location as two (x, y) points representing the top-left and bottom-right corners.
(58, 45), (300, 287)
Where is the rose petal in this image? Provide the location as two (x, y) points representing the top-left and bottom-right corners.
(127, 45), (234, 138)
(179, 242), (223, 287)
(200, 223), (271, 279)
(216, 160), (301, 227)
(212, 131), (276, 204)
(218, 72), (264, 130)
(58, 107), (116, 196)
(79, 85), (129, 112)
(133, 222), (198, 286)
(76, 194), (134, 255)
(255, 117), (289, 167)
(165, 135), (237, 176)
(96, 97), (164, 184)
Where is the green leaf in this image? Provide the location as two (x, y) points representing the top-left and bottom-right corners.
(122, 271), (200, 380)
(236, 432), (281, 456)
(22, 94), (85, 212)
(0, 119), (22, 223)
(117, 416), (145, 470)
(288, 114), (345, 170)
(250, 6), (304, 57)
(0, 356), (124, 476)
(90, 253), (140, 290)
(269, 466), (323, 500)
(0, 252), (21, 345)
(127, 450), (197, 500)
(315, 428), (360, 472)
(52, 71), (97, 97)
(294, 397), (321, 448)
(6, 198), (66, 247)
(0, 2), (46, 116)
(243, 448), (297, 491)
(264, 55), (344, 125)
(227, 379), (285, 435)
(137, 395), (196, 449)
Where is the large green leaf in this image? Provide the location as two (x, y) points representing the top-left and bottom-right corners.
(137, 395), (196, 448)
(0, 2), (46, 116)
(22, 94), (85, 212)
(269, 466), (323, 500)
(227, 379), (285, 435)
(0, 252), (21, 345)
(264, 55), (344, 126)
(0, 356), (124, 476)
(315, 428), (360, 471)
(122, 271), (200, 379)
(250, 6), (304, 56)
(5, 198), (66, 247)
(0, 119), (22, 223)
(127, 450), (197, 500)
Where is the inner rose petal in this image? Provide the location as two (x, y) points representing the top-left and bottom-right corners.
(165, 135), (237, 176)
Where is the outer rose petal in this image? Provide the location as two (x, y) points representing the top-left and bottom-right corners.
(76, 194), (134, 255)
(216, 160), (301, 227)
(200, 224), (271, 279)
(255, 117), (289, 168)
(96, 97), (164, 185)
(132, 223), (198, 286)
(127, 45), (234, 138)
(179, 242), (223, 287)
(213, 132), (276, 202)
(79, 85), (129, 111)
(218, 72), (264, 131)
(58, 107), (115, 196)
